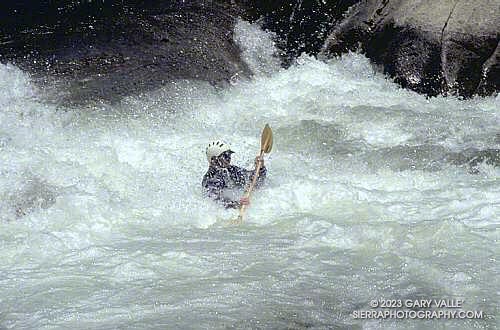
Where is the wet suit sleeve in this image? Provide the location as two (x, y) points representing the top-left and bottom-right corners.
(229, 165), (267, 187)
(249, 166), (267, 187)
(233, 165), (266, 188)
(202, 173), (241, 209)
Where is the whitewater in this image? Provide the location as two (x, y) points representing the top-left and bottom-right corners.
(0, 21), (498, 329)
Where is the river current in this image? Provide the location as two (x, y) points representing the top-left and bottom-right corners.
(0, 21), (498, 329)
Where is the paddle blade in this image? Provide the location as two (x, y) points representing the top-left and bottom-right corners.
(261, 124), (273, 153)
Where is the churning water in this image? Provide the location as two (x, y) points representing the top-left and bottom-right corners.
(0, 21), (498, 329)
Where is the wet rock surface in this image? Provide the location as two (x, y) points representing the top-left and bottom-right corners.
(319, 0), (499, 98)
(237, 0), (499, 98)
(1, 1), (498, 100)
(236, 0), (359, 65)
(0, 1), (250, 104)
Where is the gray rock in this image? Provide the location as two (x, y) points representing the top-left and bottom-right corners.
(235, 0), (359, 65)
(320, 0), (499, 98)
(0, 1), (251, 104)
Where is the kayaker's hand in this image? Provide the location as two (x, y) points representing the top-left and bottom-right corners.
(254, 156), (264, 168)
(240, 197), (250, 206)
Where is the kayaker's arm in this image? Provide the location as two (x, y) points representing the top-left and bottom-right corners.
(229, 158), (267, 188)
(249, 156), (267, 186)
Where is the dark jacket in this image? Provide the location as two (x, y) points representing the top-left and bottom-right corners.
(202, 164), (267, 208)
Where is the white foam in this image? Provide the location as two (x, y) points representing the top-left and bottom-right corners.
(0, 21), (498, 329)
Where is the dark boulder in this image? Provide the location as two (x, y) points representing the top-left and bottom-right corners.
(0, 1), (250, 103)
(236, 0), (360, 65)
(319, 0), (499, 98)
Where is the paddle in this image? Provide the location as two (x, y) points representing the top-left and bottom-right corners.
(234, 124), (273, 223)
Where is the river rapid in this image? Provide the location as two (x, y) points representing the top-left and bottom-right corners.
(0, 21), (498, 329)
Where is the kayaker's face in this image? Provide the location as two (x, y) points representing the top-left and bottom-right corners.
(217, 151), (232, 168)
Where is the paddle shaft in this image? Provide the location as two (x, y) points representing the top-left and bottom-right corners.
(237, 150), (265, 220)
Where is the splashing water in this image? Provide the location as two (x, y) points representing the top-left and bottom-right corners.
(0, 20), (498, 329)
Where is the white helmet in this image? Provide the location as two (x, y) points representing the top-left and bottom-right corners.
(206, 140), (234, 162)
